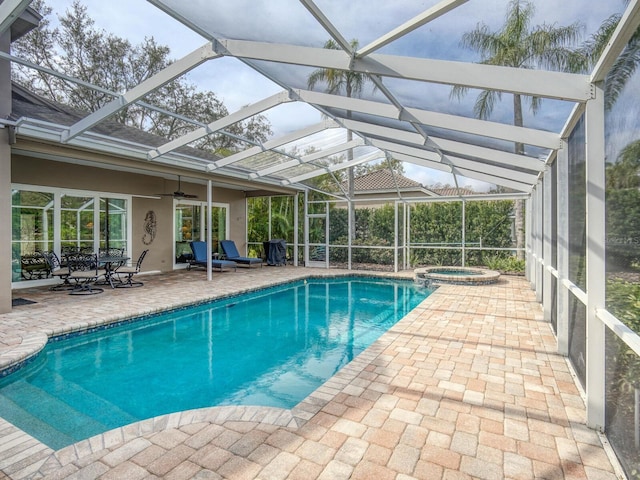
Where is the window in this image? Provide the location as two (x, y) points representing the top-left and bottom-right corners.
(11, 185), (130, 284)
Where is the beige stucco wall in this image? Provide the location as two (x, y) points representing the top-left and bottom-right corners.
(11, 153), (250, 274)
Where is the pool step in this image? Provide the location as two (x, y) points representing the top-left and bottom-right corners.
(0, 375), (137, 450)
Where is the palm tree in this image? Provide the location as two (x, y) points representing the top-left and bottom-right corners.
(451, 0), (584, 259)
(580, 0), (640, 110)
(307, 39), (373, 240)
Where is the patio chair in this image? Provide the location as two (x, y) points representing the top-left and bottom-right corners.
(43, 251), (72, 291)
(188, 241), (237, 272)
(20, 252), (51, 280)
(220, 240), (263, 268)
(114, 249), (148, 288)
(66, 252), (107, 295)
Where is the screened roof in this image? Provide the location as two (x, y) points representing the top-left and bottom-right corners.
(3, 0), (636, 197)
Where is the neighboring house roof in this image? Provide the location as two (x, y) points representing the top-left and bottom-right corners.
(345, 170), (476, 197)
(430, 187), (475, 196)
(351, 169), (423, 191)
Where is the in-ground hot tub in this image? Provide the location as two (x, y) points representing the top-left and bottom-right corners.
(414, 266), (500, 286)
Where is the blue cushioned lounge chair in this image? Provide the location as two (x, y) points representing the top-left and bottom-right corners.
(188, 241), (237, 272)
(220, 240), (263, 268)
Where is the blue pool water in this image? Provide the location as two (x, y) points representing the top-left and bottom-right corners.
(0, 276), (430, 449)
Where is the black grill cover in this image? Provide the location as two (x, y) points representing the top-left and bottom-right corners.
(265, 239), (286, 266)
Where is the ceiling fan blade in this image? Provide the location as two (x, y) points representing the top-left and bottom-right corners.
(155, 176), (198, 198)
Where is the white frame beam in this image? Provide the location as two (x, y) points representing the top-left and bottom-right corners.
(295, 89), (560, 149)
(148, 90), (293, 160)
(371, 135), (538, 185)
(298, 0), (353, 54)
(62, 43), (220, 143)
(353, 122), (545, 173)
(250, 138), (365, 179)
(356, 0), (468, 57)
(0, 0), (31, 35)
(282, 150), (384, 185)
(214, 39), (593, 101)
(591, 0), (640, 83)
(389, 150), (533, 193)
(206, 119), (339, 171)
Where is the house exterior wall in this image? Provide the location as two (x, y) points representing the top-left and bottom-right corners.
(11, 153), (248, 275)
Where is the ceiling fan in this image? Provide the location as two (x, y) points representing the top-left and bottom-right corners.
(157, 175), (198, 199)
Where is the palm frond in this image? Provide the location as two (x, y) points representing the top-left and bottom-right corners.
(474, 90), (500, 120)
(605, 34), (640, 109)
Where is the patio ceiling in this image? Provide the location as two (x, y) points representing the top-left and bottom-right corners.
(1, 0), (637, 197)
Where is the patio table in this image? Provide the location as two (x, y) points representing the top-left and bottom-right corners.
(97, 255), (130, 288)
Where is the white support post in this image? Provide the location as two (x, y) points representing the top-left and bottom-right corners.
(304, 191), (309, 266)
(557, 139), (570, 355)
(348, 198), (352, 270)
(268, 197), (272, 240)
(294, 193), (299, 267)
(536, 181), (543, 303)
(543, 168), (553, 322)
(325, 202), (330, 270)
(525, 196), (532, 283)
(461, 200), (466, 267)
(394, 201), (399, 273)
(207, 180), (212, 282)
(585, 82), (606, 431)
(402, 203), (411, 270)
(531, 187), (537, 287)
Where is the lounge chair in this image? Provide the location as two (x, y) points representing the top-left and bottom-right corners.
(188, 241), (237, 272)
(220, 240), (263, 268)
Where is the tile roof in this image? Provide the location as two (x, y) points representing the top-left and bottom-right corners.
(346, 170), (476, 196)
(349, 169), (424, 191)
(430, 187), (475, 196)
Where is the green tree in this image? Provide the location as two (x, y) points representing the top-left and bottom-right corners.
(307, 39), (374, 240)
(12, 0), (272, 154)
(451, 0), (584, 259)
(606, 139), (640, 269)
(606, 139), (640, 190)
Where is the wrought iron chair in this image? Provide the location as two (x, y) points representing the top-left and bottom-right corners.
(66, 252), (107, 295)
(20, 252), (50, 280)
(43, 251), (72, 291)
(114, 249), (148, 288)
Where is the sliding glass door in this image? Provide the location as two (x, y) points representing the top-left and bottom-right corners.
(174, 200), (229, 266)
(11, 184), (131, 284)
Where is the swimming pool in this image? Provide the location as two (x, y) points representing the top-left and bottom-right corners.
(0, 276), (430, 450)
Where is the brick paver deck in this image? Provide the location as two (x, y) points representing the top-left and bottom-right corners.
(0, 267), (622, 479)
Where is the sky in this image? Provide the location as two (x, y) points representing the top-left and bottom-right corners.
(40, 0), (626, 190)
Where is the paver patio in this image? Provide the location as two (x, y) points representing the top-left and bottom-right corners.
(0, 268), (622, 479)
